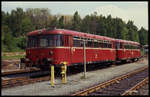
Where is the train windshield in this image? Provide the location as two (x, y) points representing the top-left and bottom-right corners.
(39, 35), (64, 47)
(27, 35), (64, 48)
(27, 36), (38, 48)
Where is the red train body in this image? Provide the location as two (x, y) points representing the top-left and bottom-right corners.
(25, 28), (141, 68)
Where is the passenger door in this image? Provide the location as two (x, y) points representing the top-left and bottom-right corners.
(64, 35), (71, 65)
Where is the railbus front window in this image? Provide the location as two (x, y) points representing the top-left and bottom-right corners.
(27, 36), (38, 48)
(39, 35), (64, 47)
(28, 35), (64, 48)
(40, 38), (48, 47)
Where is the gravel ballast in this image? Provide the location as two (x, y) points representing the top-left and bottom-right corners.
(2, 59), (148, 95)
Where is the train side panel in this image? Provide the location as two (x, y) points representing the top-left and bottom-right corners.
(117, 49), (141, 60)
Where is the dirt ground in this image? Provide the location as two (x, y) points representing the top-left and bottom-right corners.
(1, 52), (25, 71)
(2, 52), (25, 56)
(2, 59), (20, 71)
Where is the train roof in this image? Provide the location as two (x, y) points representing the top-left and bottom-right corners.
(115, 39), (140, 45)
(27, 28), (140, 45)
(27, 28), (115, 41)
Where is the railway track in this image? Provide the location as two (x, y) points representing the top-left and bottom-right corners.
(2, 68), (41, 76)
(2, 57), (146, 89)
(122, 77), (149, 95)
(72, 66), (148, 96)
(2, 76), (50, 88)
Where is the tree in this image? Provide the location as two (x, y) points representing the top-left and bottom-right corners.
(138, 27), (148, 45)
(21, 17), (35, 36)
(58, 16), (65, 29)
(26, 8), (51, 29)
(81, 15), (90, 33)
(72, 11), (82, 31)
(97, 15), (107, 36)
(126, 21), (139, 42)
(3, 32), (16, 51)
(50, 15), (59, 28)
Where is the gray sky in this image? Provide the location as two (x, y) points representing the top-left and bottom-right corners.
(2, 1), (148, 30)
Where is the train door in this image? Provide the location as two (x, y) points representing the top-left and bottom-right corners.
(115, 42), (120, 61)
(64, 35), (71, 65)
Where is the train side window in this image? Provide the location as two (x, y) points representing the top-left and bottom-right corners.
(54, 35), (64, 47)
(108, 41), (112, 48)
(116, 42), (120, 49)
(99, 40), (103, 48)
(73, 37), (81, 47)
(104, 40), (108, 48)
(108, 43), (112, 48)
(120, 43), (123, 49)
(94, 40), (99, 48)
(64, 35), (69, 47)
(87, 39), (93, 47)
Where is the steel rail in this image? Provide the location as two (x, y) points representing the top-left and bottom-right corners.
(2, 68), (40, 76)
(72, 66), (148, 96)
(121, 77), (149, 96)
(2, 76), (50, 88)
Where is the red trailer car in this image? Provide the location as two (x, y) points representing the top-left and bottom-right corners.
(115, 39), (141, 62)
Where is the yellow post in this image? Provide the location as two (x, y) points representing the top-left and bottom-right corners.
(61, 62), (67, 84)
(51, 65), (55, 87)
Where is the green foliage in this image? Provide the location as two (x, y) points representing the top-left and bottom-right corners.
(21, 17), (35, 35)
(138, 27), (148, 45)
(58, 16), (65, 29)
(126, 21), (139, 42)
(3, 32), (16, 51)
(1, 8), (148, 52)
(72, 11), (82, 31)
(2, 55), (25, 60)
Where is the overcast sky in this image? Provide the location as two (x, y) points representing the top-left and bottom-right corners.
(2, 1), (148, 30)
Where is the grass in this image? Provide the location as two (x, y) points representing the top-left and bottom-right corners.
(2, 55), (25, 60)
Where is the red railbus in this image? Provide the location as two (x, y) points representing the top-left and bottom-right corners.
(24, 28), (141, 69)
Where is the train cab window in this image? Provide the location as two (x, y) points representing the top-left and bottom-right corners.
(27, 36), (38, 48)
(40, 38), (48, 47)
(40, 35), (54, 47)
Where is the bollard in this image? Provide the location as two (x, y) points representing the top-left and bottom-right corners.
(61, 62), (67, 84)
(51, 65), (55, 87)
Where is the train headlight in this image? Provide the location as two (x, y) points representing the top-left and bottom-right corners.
(47, 58), (52, 61)
(49, 51), (53, 55)
(25, 58), (30, 62)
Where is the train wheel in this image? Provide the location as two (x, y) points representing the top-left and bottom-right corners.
(122, 60), (127, 64)
(131, 59), (135, 62)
